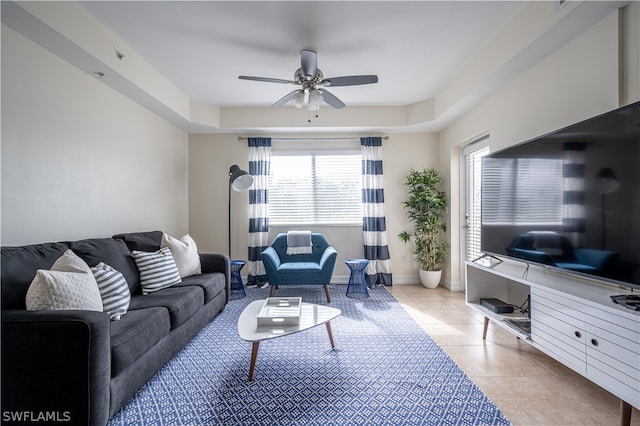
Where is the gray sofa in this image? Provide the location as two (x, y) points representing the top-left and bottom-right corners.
(1, 231), (230, 426)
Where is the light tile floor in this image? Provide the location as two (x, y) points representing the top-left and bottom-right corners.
(386, 284), (640, 426)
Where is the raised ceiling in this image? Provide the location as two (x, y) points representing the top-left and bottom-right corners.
(81, 1), (523, 108)
(2, 1), (629, 133)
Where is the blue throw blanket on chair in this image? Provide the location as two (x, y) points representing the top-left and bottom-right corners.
(286, 231), (312, 255)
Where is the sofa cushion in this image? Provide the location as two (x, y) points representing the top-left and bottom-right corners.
(68, 238), (140, 294)
(175, 272), (226, 304)
(110, 307), (170, 377)
(112, 231), (163, 252)
(161, 233), (202, 278)
(128, 286), (204, 329)
(91, 262), (131, 320)
(1, 242), (70, 310)
(25, 250), (104, 312)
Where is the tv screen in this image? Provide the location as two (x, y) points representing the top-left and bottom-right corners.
(481, 101), (640, 291)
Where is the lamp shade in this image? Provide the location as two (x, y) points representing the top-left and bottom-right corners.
(593, 167), (619, 194)
(229, 165), (254, 191)
(291, 90), (305, 108)
(308, 89), (324, 111)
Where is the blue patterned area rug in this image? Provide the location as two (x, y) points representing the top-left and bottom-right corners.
(109, 285), (511, 425)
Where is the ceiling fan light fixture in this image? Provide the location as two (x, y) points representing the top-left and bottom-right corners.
(238, 49), (377, 116)
(308, 89), (323, 111)
(291, 90), (305, 108)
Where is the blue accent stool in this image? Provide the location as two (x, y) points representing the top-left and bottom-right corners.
(230, 260), (247, 299)
(345, 259), (370, 299)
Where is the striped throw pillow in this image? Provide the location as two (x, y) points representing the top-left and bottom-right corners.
(132, 247), (182, 295)
(91, 262), (131, 320)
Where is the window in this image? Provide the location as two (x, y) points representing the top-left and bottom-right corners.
(268, 153), (362, 225)
(464, 144), (490, 261)
(482, 157), (563, 225)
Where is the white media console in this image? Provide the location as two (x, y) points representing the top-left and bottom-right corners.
(465, 258), (640, 425)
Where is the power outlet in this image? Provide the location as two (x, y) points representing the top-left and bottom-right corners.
(401, 254), (408, 263)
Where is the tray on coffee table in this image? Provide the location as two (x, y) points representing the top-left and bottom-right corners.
(256, 297), (302, 326)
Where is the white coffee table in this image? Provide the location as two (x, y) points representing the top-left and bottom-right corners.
(237, 299), (341, 381)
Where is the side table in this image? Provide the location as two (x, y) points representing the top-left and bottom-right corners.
(345, 259), (369, 299)
(230, 260), (247, 298)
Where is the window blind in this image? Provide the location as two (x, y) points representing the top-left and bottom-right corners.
(269, 154), (362, 225)
(482, 157), (563, 225)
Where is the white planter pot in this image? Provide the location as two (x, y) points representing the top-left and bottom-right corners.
(419, 269), (441, 288)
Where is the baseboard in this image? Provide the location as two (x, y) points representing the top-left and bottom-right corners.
(331, 275), (350, 285)
(262, 274), (461, 290)
(388, 275), (420, 285)
(332, 274), (419, 285)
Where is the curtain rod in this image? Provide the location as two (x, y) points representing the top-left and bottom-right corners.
(237, 136), (389, 142)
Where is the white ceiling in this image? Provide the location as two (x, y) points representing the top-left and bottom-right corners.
(4, 1), (628, 133)
(80, 1), (525, 108)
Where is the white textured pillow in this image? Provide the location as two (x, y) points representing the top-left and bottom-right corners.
(132, 247), (182, 295)
(161, 233), (201, 278)
(91, 262), (131, 320)
(26, 250), (103, 312)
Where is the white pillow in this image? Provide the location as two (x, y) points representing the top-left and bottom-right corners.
(91, 262), (131, 320)
(132, 247), (182, 295)
(161, 233), (201, 278)
(26, 250), (103, 312)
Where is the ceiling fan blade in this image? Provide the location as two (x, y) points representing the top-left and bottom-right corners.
(300, 49), (317, 80)
(272, 90), (302, 107)
(321, 75), (378, 87)
(320, 89), (345, 109)
(239, 75), (296, 84)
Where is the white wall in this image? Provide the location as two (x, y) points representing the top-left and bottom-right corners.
(1, 26), (189, 245)
(439, 8), (640, 290)
(188, 132), (438, 283)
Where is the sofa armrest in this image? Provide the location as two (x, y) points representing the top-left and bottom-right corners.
(1, 310), (111, 426)
(199, 253), (230, 304)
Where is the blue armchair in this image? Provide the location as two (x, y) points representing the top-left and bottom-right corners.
(261, 233), (337, 302)
(506, 231), (618, 275)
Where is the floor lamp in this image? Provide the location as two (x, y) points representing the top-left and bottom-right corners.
(228, 165), (254, 256)
(593, 167), (619, 250)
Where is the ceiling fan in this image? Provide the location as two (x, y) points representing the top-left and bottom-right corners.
(238, 49), (378, 113)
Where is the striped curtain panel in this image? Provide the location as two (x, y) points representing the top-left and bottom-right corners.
(361, 137), (392, 286)
(247, 137), (271, 286)
(562, 142), (586, 246)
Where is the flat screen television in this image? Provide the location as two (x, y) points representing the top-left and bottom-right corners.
(481, 101), (640, 291)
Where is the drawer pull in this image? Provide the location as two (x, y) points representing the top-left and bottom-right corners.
(591, 338), (599, 347)
(574, 331), (582, 338)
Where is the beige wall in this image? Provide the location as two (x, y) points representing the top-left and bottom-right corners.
(4, 2), (638, 291)
(188, 132), (438, 283)
(1, 26), (189, 245)
(439, 8), (640, 290)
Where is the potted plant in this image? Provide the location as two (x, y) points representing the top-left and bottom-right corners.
(398, 168), (449, 288)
